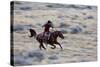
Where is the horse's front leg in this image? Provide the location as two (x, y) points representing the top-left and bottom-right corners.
(55, 42), (63, 50)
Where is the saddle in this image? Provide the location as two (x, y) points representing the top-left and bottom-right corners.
(42, 32), (51, 43)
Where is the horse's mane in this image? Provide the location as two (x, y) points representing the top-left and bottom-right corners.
(53, 30), (62, 33)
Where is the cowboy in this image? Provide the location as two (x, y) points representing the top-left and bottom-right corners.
(42, 20), (54, 41)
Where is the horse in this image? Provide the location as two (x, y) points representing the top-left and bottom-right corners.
(29, 29), (64, 50)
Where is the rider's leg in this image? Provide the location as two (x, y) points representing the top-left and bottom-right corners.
(47, 32), (51, 40)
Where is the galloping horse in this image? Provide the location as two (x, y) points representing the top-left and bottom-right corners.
(29, 29), (64, 50)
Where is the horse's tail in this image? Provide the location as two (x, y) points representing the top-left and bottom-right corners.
(29, 29), (37, 37)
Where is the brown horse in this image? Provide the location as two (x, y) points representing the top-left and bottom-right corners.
(29, 29), (64, 50)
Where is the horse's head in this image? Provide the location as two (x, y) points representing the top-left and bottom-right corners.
(54, 31), (64, 39)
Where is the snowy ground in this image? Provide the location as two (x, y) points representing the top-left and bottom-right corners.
(11, 1), (97, 66)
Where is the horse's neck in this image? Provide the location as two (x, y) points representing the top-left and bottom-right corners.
(52, 32), (58, 38)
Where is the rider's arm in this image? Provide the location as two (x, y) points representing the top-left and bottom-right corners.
(51, 23), (54, 28)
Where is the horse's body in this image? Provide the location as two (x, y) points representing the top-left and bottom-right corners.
(29, 29), (64, 50)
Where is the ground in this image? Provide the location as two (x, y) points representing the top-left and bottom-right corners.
(11, 1), (97, 66)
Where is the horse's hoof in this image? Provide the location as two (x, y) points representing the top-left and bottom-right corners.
(44, 48), (46, 50)
(60, 48), (63, 51)
(40, 48), (42, 50)
(61, 49), (63, 51)
(51, 47), (55, 49)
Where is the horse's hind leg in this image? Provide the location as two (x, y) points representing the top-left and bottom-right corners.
(50, 44), (56, 49)
(55, 42), (63, 50)
(39, 44), (42, 50)
(40, 42), (46, 50)
(38, 39), (46, 50)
